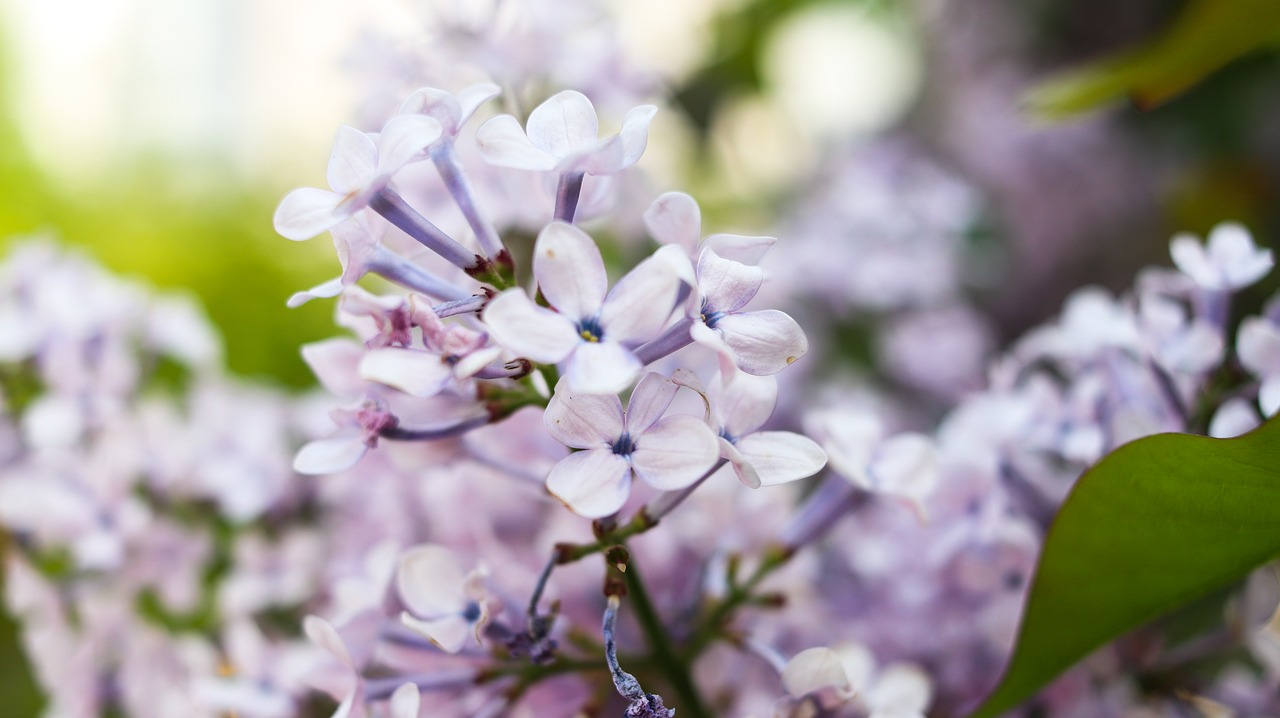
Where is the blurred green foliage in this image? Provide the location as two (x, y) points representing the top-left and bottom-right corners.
(1026, 0), (1280, 117)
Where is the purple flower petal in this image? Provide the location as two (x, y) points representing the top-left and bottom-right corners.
(475, 114), (558, 171)
(631, 414), (719, 490)
(293, 436), (369, 475)
(526, 90), (599, 158)
(327, 126), (379, 195)
(358, 348), (453, 398)
(717, 309), (809, 375)
(545, 449), (632, 518)
(273, 187), (345, 240)
(544, 381), (624, 449)
(483, 289), (579, 363)
(564, 340), (642, 395)
(698, 248), (762, 314)
(600, 245), (687, 345)
(734, 431), (827, 487)
(533, 222), (607, 320)
(643, 191), (701, 254)
(625, 372), (678, 435)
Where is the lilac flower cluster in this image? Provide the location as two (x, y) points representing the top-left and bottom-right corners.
(4, 4), (1280, 715)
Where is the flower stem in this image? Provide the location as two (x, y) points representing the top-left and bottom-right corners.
(622, 554), (711, 718)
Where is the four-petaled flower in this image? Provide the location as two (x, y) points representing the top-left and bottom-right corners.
(708, 372), (827, 488)
(484, 222), (689, 394)
(273, 118), (443, 240)
(396, 544), (492, 653)
(543, 373), (719, 518)
(1170, 221), (1274, 292)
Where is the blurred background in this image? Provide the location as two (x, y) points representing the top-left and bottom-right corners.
(1, 0), (1277, 713)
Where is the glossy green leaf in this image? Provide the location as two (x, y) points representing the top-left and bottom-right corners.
(968, 417), (1280, 717)
(1026, 0), (1280, 118)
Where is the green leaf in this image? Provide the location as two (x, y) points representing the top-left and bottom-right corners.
(1026, 0), (1280, 119)
(968, 417), (1280, 717)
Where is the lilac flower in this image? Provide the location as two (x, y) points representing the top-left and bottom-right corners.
(273, 119), (444, 240)
(1238, 312), (1280, 416)
(475, 91), (656, 222)
(542, 373), (719, 518)
(691, 248), (809, 376)
(396, 544), (492, 653)
(483, 222), (688, 394)
(475, 90), (655, 177)
(708, 372), (827, 488)
(1170, 222), (1274, 292)
(304, 615), (368, 718)
(807, 408), (938, 519)
(643, 191), (776, 264)
(395, 83), (510, 264)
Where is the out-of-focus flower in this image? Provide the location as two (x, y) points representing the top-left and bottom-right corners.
(396, 544), (492, 653)
(807, 408), (938, 519)
(1170, 222), (1274, 292)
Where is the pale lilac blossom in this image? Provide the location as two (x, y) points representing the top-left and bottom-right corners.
(484, 222), (688, 394)
(396, 544), (492, 653)
(1170, 222), (1274, 292)
(542, 373), (719, 517)
(708, 371), (826, 488)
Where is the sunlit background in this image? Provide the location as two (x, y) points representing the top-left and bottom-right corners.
(1, 0), (1278, 713)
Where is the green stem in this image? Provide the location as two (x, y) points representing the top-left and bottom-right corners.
(555, 510), (658, 564)
(688, 545), (792, 655)
(623, 555), (712, 718)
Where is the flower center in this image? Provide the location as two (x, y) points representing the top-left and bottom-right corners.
(578, 316), (604, 343)
(699, 299), (725, 329)
(462, 601), (483, 623)
(611, 431), (636, 456)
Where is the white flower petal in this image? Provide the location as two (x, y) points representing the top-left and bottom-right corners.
(293, 436), (369, 475)
(810, 409), (881, 487)
(545, 449), (633, 518)
(1262, 377), (1280, 417)
(474, 114), (558, 171)
(735, 431), (828, 487)
(703, 233), (776, 265)
(397, 544), (467, 616)
(400, 612), (470, 654)
(544, 380), (624, 448)
(698, 248), (763, 313)
(327, 126), (379, 195)
(455, 83), (501, 128)
(714, 371), (777, 438)
(631, 414), (719, 490)
(1170, 233), (1218, 288)
(1209, 398), (1260, 438)
(303, 615), (355, 669)
(720, 437), (761, 489)
(273, 187), (345, 240)
(643, 191), (701, 255)
(287, 277), (344, 308)
(301, 337), (367, 398)
(782, 647), (851, 699)
(1210, 222), (1273, 288)
(868, 663), (932, 715)
(564, 340), (642, 395)
(483, 289), (579, 363)
(1239, 317), (1280, 377)
(617, 104), (658, 168)
(526, 90), (599, 157)
(359, 348), (453, 397)
(871, 434), (938, 516)
(399, 87), (460, 132)
(377, 115), (443, 174)
(600, 245), (686, 345)
(534, 222), (607, 320)
(625, 372), (678, 435)
(717, 310), (809, 375)
(389, 683), (421, 718)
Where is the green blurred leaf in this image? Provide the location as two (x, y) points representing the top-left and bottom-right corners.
(968, 417), (1280, 717)
(1026, 0), (1280, 119)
